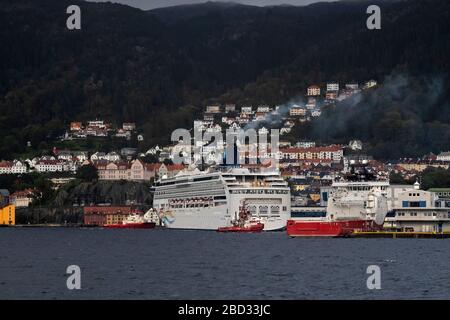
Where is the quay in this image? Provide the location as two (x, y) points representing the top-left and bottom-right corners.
(350, 231), (450, 239)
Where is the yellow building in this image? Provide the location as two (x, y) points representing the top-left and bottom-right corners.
(0, 204), (15, 225)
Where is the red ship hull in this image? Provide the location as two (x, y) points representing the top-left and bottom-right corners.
(286, 219), (380, 237)
(104, 222), (156, 229)
(217, 223), (264, 233)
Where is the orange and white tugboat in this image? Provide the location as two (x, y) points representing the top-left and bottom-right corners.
(104, 209), (156, 229)
(217, 201), (264, 233)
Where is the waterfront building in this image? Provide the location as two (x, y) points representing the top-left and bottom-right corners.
(10, 189), (34, 207)
(384, 185), (450, 232)
(83, 206), (134, 226)
(0, 189), (15, 225)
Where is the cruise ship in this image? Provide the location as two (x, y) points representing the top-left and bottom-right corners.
(152, 167), (291, 231)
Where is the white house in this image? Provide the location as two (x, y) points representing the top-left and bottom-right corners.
(307, 85), (321, 96)
(295, 141), (316, 148)
(205, 105), (221, 114)
(326, 82), (339, 92)
(90, 152), (107, 161)
(105, 152), (121, 162)
(0, 160), (28, 174)
(437, 152), (450, 162)
(123, 123), (136, 131)
(257, 105), (271, 113)
(73, 151), (88, 163)
(11, 160), (27, 174)
(34, 160), (67, 173)
(225, 104), (236, 113)
(364, 80), (377, 89)
(385, 187), (450, 232)
(57, 151), (73, 161)
(311, 109), (322, 117)
(289, 107), (306, 117)
(241, 106), (253, 114)
(146, 145), (161, 155)
(345, 83), (359, 90)
(349, 140), (363, 151)
(258, 127), (269, 135)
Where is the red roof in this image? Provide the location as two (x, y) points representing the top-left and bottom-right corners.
(143, 163), (163, 171)
(167, 164), (185, 171)
(36, 160), (64, 165)
(0, 161), (13, 168)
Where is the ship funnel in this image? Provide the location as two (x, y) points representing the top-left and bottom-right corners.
(414, 180), (420, 190)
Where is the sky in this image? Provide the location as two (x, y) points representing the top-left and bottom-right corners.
(87, 0), (336, 10)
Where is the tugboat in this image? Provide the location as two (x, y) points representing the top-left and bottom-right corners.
(287, 161), (390, 237)
(104, 209), (156, 229)
(217, 201), (264, 233)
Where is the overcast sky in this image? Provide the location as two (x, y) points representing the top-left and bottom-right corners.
(87, 0), (337, 10)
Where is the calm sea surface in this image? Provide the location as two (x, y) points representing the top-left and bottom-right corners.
(1, 228), (450, 299)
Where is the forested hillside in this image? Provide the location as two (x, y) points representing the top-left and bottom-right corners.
(0, 0), (449, 159)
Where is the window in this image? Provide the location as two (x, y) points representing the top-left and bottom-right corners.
(271, 206), (280, 216)
(259, 206), (268, 215)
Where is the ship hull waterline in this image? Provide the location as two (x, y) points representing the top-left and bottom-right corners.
(103, 222), (156, 229)
(286, 220), (382, 238)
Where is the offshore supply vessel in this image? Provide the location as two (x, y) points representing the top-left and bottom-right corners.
(287, 164), (389, 237)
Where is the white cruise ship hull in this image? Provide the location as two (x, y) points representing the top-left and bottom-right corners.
(162, 205), (228, 230)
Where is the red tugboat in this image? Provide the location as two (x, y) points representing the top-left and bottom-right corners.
(287, 162), (389, 237)
(217, 201), (264, 233)
(104, 209), (157, 229)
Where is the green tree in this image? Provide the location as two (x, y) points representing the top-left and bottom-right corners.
(76, 164), (99, 182)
